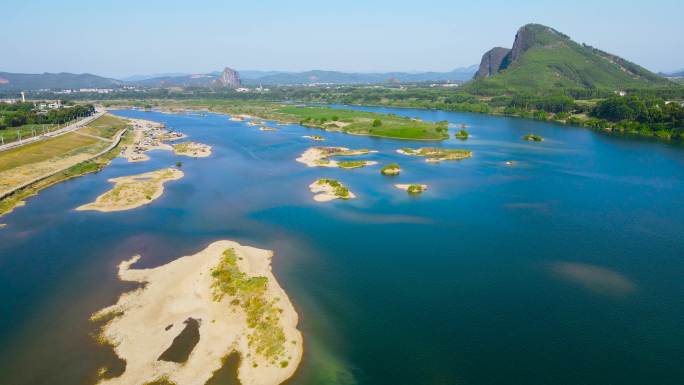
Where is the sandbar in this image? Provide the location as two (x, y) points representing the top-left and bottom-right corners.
(76, 168), (183, 212)
(173, 142), (212, 158)
(92, 240), (303, 385)
(296, 147), (377, 168)
(309, 179), (356, 202)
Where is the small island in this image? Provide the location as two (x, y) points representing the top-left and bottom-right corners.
(454, 129), (469, 140)
(395, 184), (428, 194)
(76, 168), (183, 212)
(296, 147), (377, 169)
(302, 135), (325, 141)
(397, 147), (473, 163)
(309, 179), (356, 202)
(90, 240), (302, 385)
(380, 163), (401, 176)
(523, 133), (544, 142)
(259, 126), (278, 132)
(172, 142), (212, 158)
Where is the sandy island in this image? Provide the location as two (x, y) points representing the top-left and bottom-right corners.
(91, 240), (303, 385)
(120, 118), (187, 163)
(395, 184), (428, 194)
(302, 135), (325, 141)
(296, 147), (377, 168)
(76, 168), (183, 212)
(259, 126), (278, 132)
(397, 147), (472, 163)
(173, 142), (212, 158)
(309, 179), (356, 202)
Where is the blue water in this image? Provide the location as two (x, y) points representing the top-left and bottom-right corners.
(1, 106), (683, 385)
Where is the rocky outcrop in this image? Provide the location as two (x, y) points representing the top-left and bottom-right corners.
(474, 47), (511, 79)
(216, 67), (241, 88)
(508, 24), (567, 63)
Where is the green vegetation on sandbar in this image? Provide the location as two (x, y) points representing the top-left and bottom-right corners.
(399, 147), (473, 162)
(114, 100), (449, 141)
(337, 160), (368, 169)
(454, 129), (469, 140)
(381, 163), (401, 176)
(316, 178), (351, 198)
(523, 133), (544, 141)
(211, 248), (286, 361)
(281, 106), (449, 140)
(407, 184), (426, 194)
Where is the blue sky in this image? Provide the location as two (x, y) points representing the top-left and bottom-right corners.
(2, 0), (683, 78)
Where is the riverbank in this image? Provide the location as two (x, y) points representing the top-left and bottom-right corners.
(92, 240), (303, 385)
(0, 113), (131, 217)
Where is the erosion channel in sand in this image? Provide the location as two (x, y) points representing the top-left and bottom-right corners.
(91, 240), (303, 385)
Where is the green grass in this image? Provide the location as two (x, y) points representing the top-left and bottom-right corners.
(465, 24), (671, 95)
(0, 123), (59, 144)
(0, 121), (131, 217)
(115, 99), (448, 140)
(316, 178), (350, 198)
(277, 106), (449, 140)
(454, 129), (469, 140)
(380, 163), (401, 175)
(211, 249), (286, 362)
(400, 147), (473, 161)
(523, 133), (544, 141)
(407, 184), (426, 194)
(337, 160), (367, 169)
(78, 114), (127, 139)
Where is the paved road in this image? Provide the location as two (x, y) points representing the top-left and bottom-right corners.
(0, 127), (127, 201)
(0, 107), (106, 153)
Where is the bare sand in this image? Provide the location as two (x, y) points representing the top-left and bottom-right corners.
(76, 168), (183, 212)
(173, 142), (212, 158)
(92, 240), (303, 385)
(308, 179), (356, 202)
(296, 147), (377, 168)
(120, 118), (185, 163)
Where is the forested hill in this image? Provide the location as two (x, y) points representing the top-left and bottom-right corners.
(466, 24), (673, 95)
(0, 72), (122, 90)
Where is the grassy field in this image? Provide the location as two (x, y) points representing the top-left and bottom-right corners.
(0, 123), (60, 144)
(0, 114), (130, 216)
(105, 99), (450, 140)
(276, 105), (449, 140)
(78, 114), (128, 139)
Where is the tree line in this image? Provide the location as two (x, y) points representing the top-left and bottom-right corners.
(0, 102), (95, 129)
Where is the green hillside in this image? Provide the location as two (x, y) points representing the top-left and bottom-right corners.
(466, 24), (672, 95)
(0, 72), (122, 90)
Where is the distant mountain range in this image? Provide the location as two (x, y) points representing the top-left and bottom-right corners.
(467, 23), (672, 94)
(0, 66), (477, 90)
(661, 69), (684, 77)
(0, 72), (122, 91)
(127, 67), (477, 87)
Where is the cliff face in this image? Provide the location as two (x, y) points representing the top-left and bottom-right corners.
(217, 67), (241, 88)
(467, 23), (670, 93)
(508, 24), (568, 63)
(474, 47), (511, 79)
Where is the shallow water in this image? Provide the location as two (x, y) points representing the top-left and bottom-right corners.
(1, 106), (683, 385)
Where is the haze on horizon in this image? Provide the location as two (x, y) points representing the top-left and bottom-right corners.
(2, 0), (683, 78)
